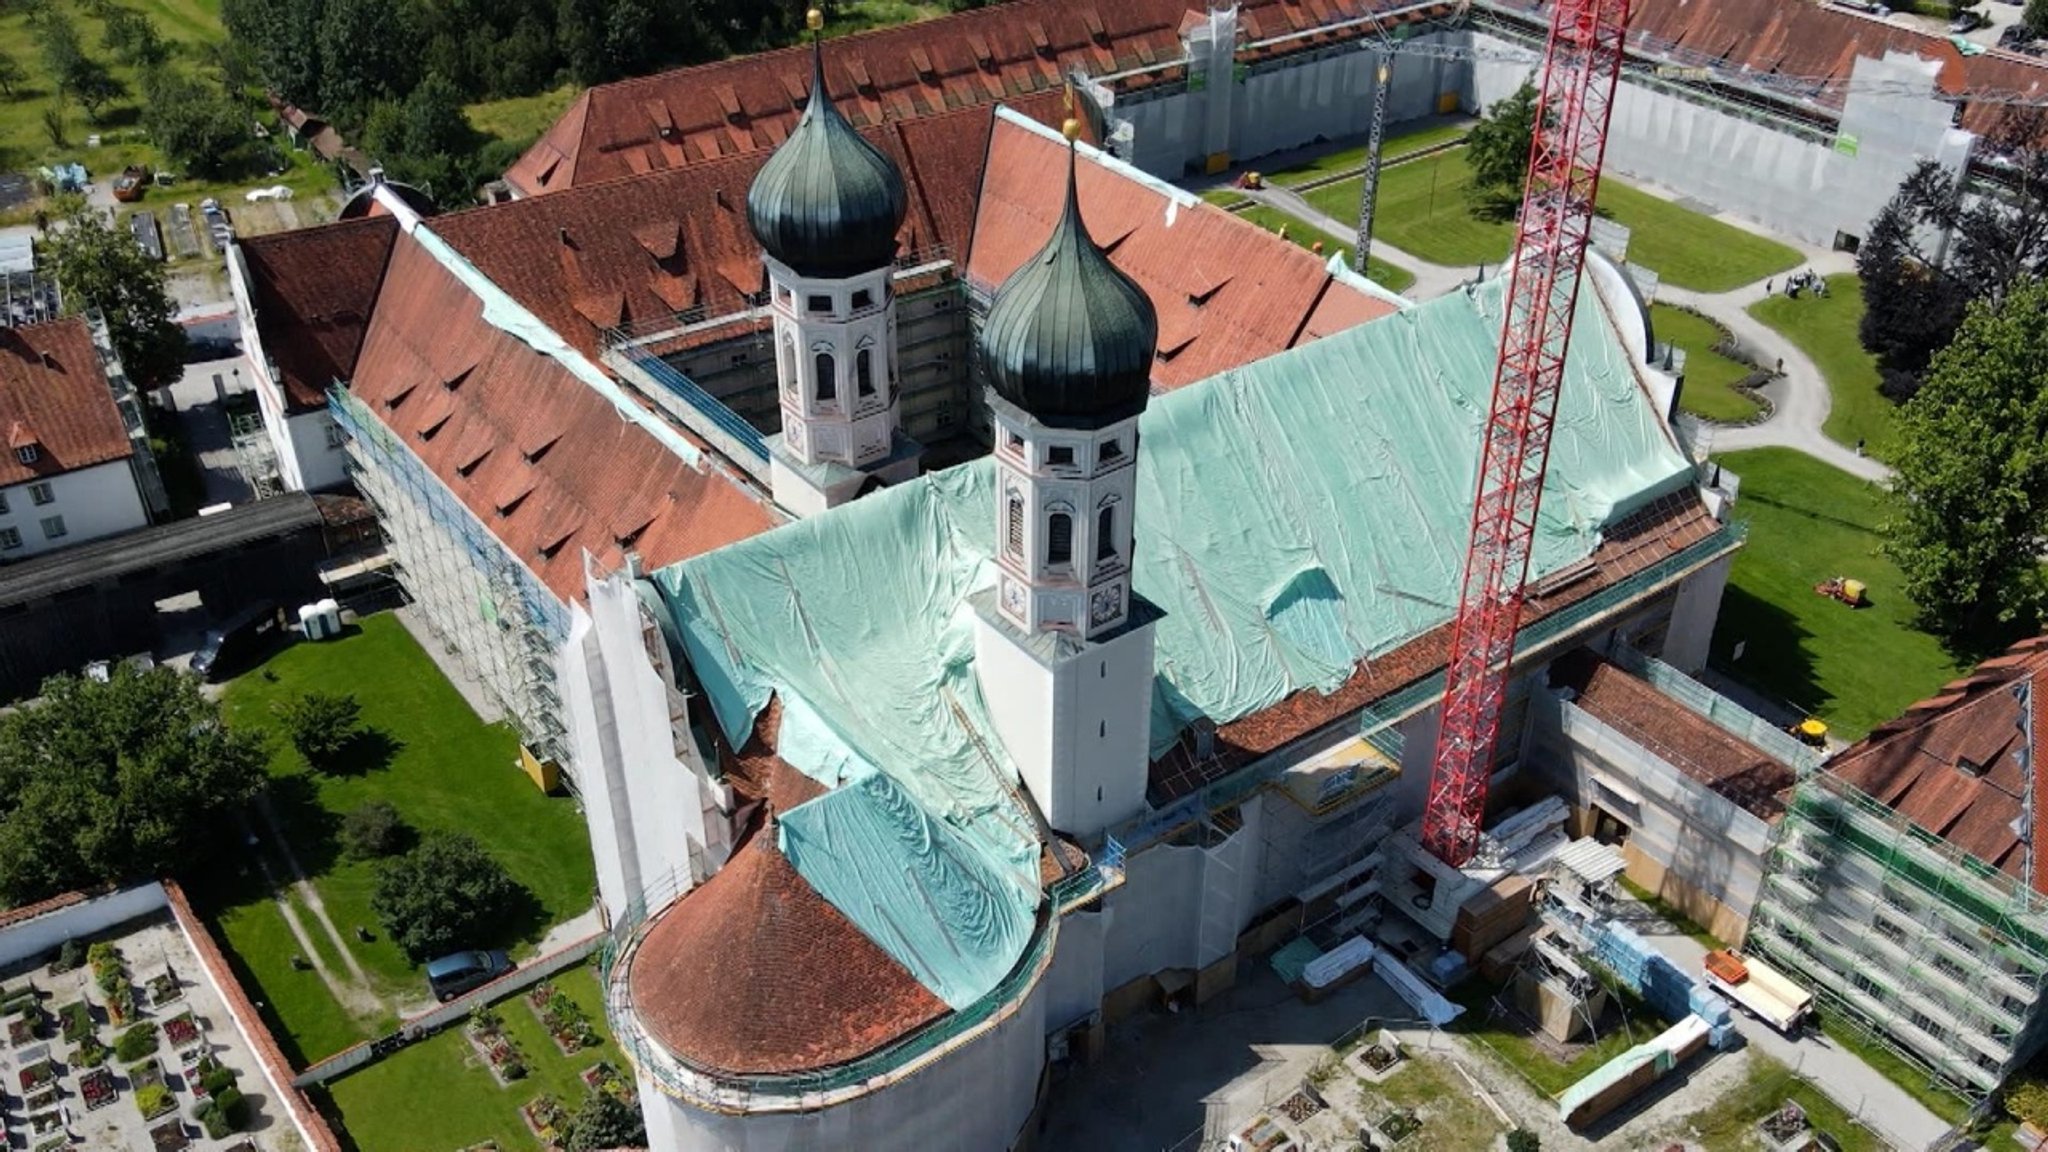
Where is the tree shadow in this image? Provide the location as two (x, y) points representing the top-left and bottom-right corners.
(1709, 583), (1826, 721)
(321, 728), (403, 778)
(491, 882), (550, 955)
(263, 773), (342, 880)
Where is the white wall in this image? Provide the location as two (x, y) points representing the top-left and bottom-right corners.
(1662, 553), (1733, 675)
(0, 884), (168, 969)
(228, 240), (350, 494)
(0, 458), (147, 558)
(285, 410), (349, 492)
(644, 964), (1049, 1152)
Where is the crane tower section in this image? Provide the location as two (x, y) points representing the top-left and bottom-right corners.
(1419, 0), (1633, 868)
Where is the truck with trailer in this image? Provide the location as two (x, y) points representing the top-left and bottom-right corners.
(1702, 949), (1812, 1034)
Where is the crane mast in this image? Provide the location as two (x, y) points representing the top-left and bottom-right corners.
(1418, 0), (1633, 868)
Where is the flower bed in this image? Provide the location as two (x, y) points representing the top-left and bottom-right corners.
(8, 1009), (41, 1047)
(18, 1058), (56, 1092)
(33, 1136), (70, 1152)
(581, 1060), (637, 1106)
(115, 1021), (160, 1064)
(74, 1035), (110, 1068)
(148, 972), (181, 1007)
(521, 1094), (566, 1147)
(26, 1110), (63, 1137)
(24, 1085), (58, 1112)
(135, 1081), (177, 1120)
(163, 1013), (200, 1050)
(80, 1067), (118, 1110)
(529, 984), (599, 1055)
(1762, 1102), (1808, 1144)
(58, 999), (92, 1044)
(1379, 1108), (1422, 1143)
(131, 1058), (166, 1091)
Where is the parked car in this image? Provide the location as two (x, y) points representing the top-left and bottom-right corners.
(189, 602), (284, 682)
(426, 951), (513, 1002)
(2000, 22), (2034, 46)
(244, 185), (294, 203)
(1950, 9), (1987, 32)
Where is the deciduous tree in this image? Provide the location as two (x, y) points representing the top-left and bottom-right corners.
(1884, 276), (2048, 648)
(0, 47), (25, 97)
(273, 690), (364, 770)
(1466, 81), (1537, 206)
(564, 1090), (646, 1151)
(370, 832), (530, 962)
(142, 67), (253, 178)
(0, 666), (267, 904)
(42, 203), (186, 389)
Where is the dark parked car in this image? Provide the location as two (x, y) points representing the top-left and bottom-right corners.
(189, 602), (284, 682)
(426, 950), (513, 1002)
(1949, 9), (1987, 32)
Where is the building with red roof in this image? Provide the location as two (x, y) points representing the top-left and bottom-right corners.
(1748, 638), (2048, 1100)
(0, 318), (154, 560)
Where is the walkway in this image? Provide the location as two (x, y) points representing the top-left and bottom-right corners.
(1237, 176), (1893, 484)
(1627, 898), (1953, 1151)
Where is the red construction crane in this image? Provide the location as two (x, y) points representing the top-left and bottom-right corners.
(1419, 0), (1633, 868)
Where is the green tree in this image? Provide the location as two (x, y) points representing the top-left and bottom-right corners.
(102, 7), (169, 70)
(340, 801), (408, 860)
(0, 665), (267, 904)
(0, 47), (25, 97)
(2027, 0), (2048, 38)
(315, 0), (417, 119)
(1466, 80), (1538, 203)
(42, 203), (186, 389)
(142, 68), (252, 177)
(564, 1090), (646, 1151)
(221, 0), (325, 110)
(35, 11), (123, 119)
(1885, 276), (2048, 648)
(272, 690), (364, 769)
(370, 832), (530, 962)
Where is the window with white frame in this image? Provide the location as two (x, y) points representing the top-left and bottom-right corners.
(0, 527), (17, 550)
(28, 482), (52, 506)
(14, 445), (36, 465)
(39, 515), (65, 540)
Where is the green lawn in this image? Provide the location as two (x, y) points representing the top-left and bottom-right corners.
(1747, 275), (1891, 457)
(1451, 978), (1659, 1097)
(1199, 187), (1251, 210)
(1652, 304), (1763, 424)
(1688, 1053), (1885, 1152)
(464, 85), (579, 152)
(1234, 202), (1416, 294)
(1306, 148), (1514, 269)
(823, 0), (946, 36)
(1707, 448), (1963, 739)
(322, 963), (625, 1152)
(190, 613), (596, 1063)
(1596, 180), (1801, 293)
(1264, 118), (1474, 187)
(1618, 876), (1724, 951)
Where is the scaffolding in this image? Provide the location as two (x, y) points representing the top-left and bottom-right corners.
(329, 388), (571, 765)
(1748, 772), (2048, 1101)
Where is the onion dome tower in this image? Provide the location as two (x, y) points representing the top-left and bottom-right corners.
(751, 9), (922, 517)
(971, 120), (1162, 839)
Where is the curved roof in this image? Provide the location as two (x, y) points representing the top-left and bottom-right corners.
(746, 38), (908, 279)
(629, 831), (946, 1075)
(978, 139), (1158, 429)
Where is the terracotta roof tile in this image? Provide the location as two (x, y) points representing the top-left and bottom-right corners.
(1827, 637), (2048, 891)
(968, 117), (1397, 392)
(1147, 492), (1726, 804)
(1552, 649), (1793, 819)
(0, 319), (133, 487)
(238, 217), (399, 413)
(628, 831), (947, 1075)
(349, 233), (779, 603)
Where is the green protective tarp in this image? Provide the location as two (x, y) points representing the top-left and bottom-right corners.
(1557, 1042), (1663, 1119)
(653, 276), (1691, 1011)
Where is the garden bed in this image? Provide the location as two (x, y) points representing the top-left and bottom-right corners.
(26, 1110), (64, 1138)
(57, 1000), (93, 1044)
(581, 1060), (636, 1106)
(8, 1007), (43, 1047)
(163, 1012), (201, 1050)
(466, 1007), (528, 1084)
(1379, 1107), (1422, 1142)
(80, 1067), (118, 1110)
(135, 1080), (178, 1121)
(18, 1057), (57, 1092)
(521, 1093), (566, 1147)
(149, 1119), (191, 1152)
(148, 971), (182, 1008)
(528, 982), (599, 1055)
(23, 1085), (58, 1112)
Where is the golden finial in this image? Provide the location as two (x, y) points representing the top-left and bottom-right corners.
(1062, 117), (1082, 142)
(806, 7), (823, 31)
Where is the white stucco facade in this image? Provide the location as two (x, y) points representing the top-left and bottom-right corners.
(227, 241), (353, 494)
(0, 458), (148, 559)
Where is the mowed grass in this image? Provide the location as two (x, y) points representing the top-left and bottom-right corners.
(1748, 275), (1891, 457)
(1234, 202), (1417, 294)
(1652, 303), (1763, 423)
(1264, 117), (1473, 186)
(1689, 1053), (1885, 1152)
(1596, 180), (1800, 293)
(1306, 148), (1513, 268)
(1451, 978), (1660, 1097)
(1708, 448), (1962, 739)
(322, 964), (624, 1152)
(465, 85), (579, 151)
(210, 613), (595, 1042)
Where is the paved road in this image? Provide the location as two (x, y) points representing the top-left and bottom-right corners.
(1627, 900), (1952, 1151)
(162, 354), (258, 508)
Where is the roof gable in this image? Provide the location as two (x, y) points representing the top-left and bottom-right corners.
(240, 216), (399, 412)
(0, 319), (132, 486)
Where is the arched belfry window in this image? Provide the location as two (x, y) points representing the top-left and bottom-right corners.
(1096, 504), (1116, 562)
(814, 351), (837, 402)
(1046, 510), (1073, 567)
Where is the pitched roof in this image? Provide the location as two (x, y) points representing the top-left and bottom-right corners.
(503, 0), (1196, 196)
(0, 318), (133, 487)
(348, 231), (779, 602)
(1550, 649), (1793, 820)
(968, 115), (1398, 391)
(442, 95), (1060, 362)
(627, 830), (947, 1075)
(239, 217), (399, 412)
(1826, 637), (2048, 893)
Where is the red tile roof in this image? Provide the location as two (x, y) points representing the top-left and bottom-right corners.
(348, 232), (779, 602)
(1551, 649), (1792, 820)
(627, 829), (947, 1075)
(969, 117), (1398, 392)
(443, 95), (1064, 362)
(1147, 491), (1729, 804)
(503, 0), (1195, 197)
(1827, 637), (2048, 893)
(0, 319), (133, 487)
(239, 217), (399, 413)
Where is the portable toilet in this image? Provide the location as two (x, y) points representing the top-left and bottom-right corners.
(299, 603), (338, 640)
(314, 598), (342, 635)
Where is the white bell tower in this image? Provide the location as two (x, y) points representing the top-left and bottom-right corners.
(988, 403), (1140, 639)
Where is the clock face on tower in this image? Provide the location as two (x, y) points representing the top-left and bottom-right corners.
(1090, 584), (1122, 627)
(1002, 577), (1028, 619)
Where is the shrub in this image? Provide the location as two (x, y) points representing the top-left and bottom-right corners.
(371, 832), (530, 962)
(197, 1085), (246, 1136)
(113, 1023), (158, 1064)
(201, 1065), (236, 1099)
(52, 938), (84, 974)
(274, 691), (364, 769)
(2009, 1079), (2048, 1128)
(564, 1089), (646, 1151)
(134, 1082), (172, 1118)
(1507, 1129), (1541, 1152)
(341, 801), (409, 860)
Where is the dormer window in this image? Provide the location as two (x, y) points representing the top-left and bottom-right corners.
(15, 445), (37, 466)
